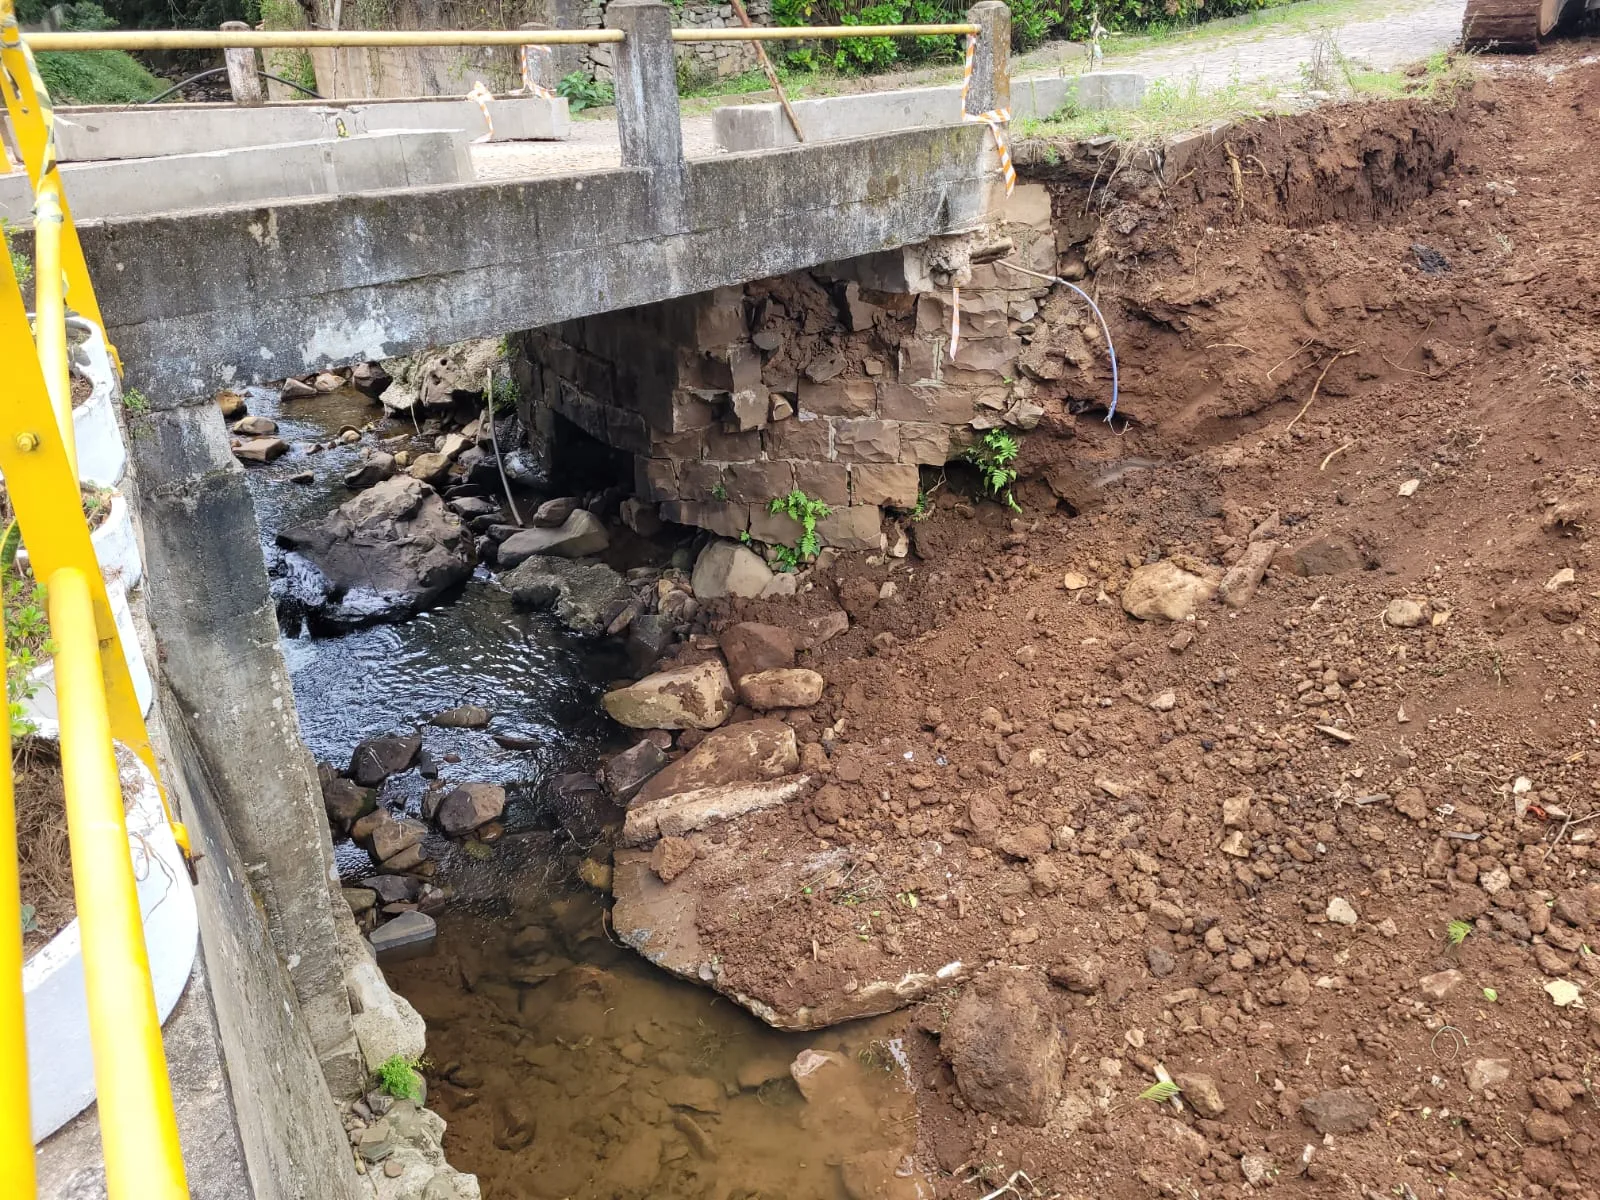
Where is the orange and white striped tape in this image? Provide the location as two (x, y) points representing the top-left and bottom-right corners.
(958, 33), (1014, 195)
(467, 80), (495, 142)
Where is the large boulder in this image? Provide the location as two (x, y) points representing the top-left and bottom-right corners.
(275, 476), (475, 628)
(380, 338), (502, 417)
(1121, 559), (1220, 622)
(602, 660), (734, 730)
(349, 729), (423, 786)
(497, 510), (610, 566)
(737, 668), (824, 710)
(942, 967), (1065, 1126)
(635, 720), (797, 805)
(501, 555), (631, 637)
(691, 541), (773, 599)
(436, 783), (506, 836)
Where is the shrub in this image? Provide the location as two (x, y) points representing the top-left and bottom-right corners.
(22, 3), (164, 104)
(556, 71), (615, 112)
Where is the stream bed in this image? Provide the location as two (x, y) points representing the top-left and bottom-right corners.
(237, 384), (920, 1198)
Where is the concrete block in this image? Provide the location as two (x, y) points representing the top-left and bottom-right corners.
(0, 129), (471, 223)
(40, 95), (568, 163)
(878, 382), (973, 424)
(797, 379), (856, 417)
(725, 460), (795, 504)
(791, 461), (849, 506)
(818, 506), (883, 551)
(764, 416), (831, 461)
(660, 500), (749, 538)
(899, 422), (956, 465)
(851, 463), (919, 508)
(679, 460), (726, 500)
(636, 457), (679, 501)
(833, 419), (900, 464)
(711, 70), (1142, 154)
(748, 505), (802, 546)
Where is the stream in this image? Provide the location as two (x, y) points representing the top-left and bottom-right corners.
(236, 384), (920, 1199)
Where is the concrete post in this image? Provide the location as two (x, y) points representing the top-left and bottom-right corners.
(964, 2), (1011, 117)
(220, 21), (264, 107)
(605, 0), (685, 183)
(518, 23), (564, 91)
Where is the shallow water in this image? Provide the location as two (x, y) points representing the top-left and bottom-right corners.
(239, 385), (918, 1198)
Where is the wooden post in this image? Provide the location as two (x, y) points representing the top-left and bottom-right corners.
(727, 0), (802, 142)
(220, 21), (264, 106)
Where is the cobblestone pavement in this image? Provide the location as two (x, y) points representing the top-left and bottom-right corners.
(467, 0), (1466, 180)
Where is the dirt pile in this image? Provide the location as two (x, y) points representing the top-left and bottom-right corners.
(637, 46), (1600, 1198)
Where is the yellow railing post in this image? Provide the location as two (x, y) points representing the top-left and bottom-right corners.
(50, 567), (188, 1200)
(33, 178), (74, 476)
(0, 604), (34, 1200)
(0, 0), (113, 367)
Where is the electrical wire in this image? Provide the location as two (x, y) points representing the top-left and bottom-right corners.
(996, 257), (1121, 422)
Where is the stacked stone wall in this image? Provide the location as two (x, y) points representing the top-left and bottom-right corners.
(520, 182), (1065, 553)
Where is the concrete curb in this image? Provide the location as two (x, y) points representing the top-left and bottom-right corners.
(713, 70), (1145, 152)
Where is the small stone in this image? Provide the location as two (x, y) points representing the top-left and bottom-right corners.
(789, 1049), (848, 1102)
(1146, 946), (1176, 977)
(1325, 896), (1358, 925)
(369, 910), (437, 956)
(1545, 567), (1576, 591)
(603, 660), (735, 730)
(1047, 957), (1102, 994)
(1240, 1154), (1272, 1186)
(691, 541), (772, 600)
(1418, 969), (1463, 1002)
(1221, 794), (1251, 829)
(1530, 1077), (1573, 1114)
(1062, 571), (1090, 590)
(1148, 690), (1176, 712)
(1300, 1088), (1377, 1135)
(1398, 478), (1420, 497)
(231, 414), (278, 436)
(383, 1160), (403, 1178)
(1384, 598), (1427, 628)
(578, 857), (612, 891)
(430, 704), (491, 729)
(1122, 560), (1219, 622)
(1175, 1073), (1225, 1118)
(1464, 1057), (1511, 1093)
(533, 496), (579, 527)
(650, 836), (697, 883)
(233, 437), (290, 463)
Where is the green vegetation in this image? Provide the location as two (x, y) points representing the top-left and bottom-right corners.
(122, 387), (149, 415)
(374, 1053), (426, 1102)
(556, 71), (615, 112)
(1445, 918), (1473, 947)
(489, 373), (519, 415)
(766, 488), (831, 570)
(2, 521), (53, 740)
(257, 0), (318, 97)
(711, 481), (729, 501)
(2, 220), (32, 292)
(18, 2), (163, 104)
(1482, 987), (1498, 1003)
(1139, 1080), (1182, 1103)
(963, 429), (1021, 512)
(1019, 42), (1468, 147)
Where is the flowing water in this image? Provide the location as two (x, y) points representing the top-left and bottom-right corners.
(237, 386), (919, 1199)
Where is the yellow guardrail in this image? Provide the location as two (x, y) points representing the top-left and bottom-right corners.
(21, 21), (979, 51)
(0, 0), (192, 1194)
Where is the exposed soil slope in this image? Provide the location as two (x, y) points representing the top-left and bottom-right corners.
(675, 47), (1600, 1198)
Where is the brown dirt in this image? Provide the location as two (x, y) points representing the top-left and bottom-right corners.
(70, 371), (92, 409)
(17, 742), (71, 949)
(657, 47), (1600, 1198)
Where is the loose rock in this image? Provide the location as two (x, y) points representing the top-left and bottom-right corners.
(603, 660), (735, 730)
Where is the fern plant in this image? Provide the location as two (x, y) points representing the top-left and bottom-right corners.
(374, 1053), (426, 1102)
(963, 429), (1022, 512)
(767, 489), (831, 571)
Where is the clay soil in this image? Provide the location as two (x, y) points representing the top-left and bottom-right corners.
(675, 45), (1600, 1199)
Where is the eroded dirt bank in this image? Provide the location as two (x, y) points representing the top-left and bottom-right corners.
(652, 48), (1600, 1198)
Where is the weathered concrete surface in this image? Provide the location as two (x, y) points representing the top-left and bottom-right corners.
(43, 94), (568, 160)
(713, 71), (1146, 152)
(0, 129), (471, 223)
(79, 121), (989, 402)
(123, 397), (365, 1099)
(36, 954), (252, 1200)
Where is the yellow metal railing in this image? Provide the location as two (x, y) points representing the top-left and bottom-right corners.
(21, 22), (980, 51)
(0, 0), (192, 1194)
